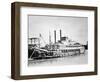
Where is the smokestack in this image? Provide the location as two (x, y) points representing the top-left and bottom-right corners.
(60, 29), (62, 41)
(54, 30), (56, 43)
(49, 31), (51, 44)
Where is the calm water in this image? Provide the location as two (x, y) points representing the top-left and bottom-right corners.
(28, 50), (88, 67)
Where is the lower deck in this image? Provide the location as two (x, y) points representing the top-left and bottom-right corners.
(28, 50), (88, 67)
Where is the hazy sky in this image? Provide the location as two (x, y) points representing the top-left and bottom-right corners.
(28, 15), (88, 45)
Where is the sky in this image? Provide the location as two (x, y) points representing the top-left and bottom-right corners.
(28, 15), (88, 46)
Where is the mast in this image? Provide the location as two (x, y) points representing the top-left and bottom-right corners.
(54, 30), (56, 43)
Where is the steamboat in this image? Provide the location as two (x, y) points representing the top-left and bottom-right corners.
(28, 30), (85, 60)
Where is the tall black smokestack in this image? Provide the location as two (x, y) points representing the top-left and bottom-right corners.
(54, 30), (56, 43)
(60, 29), (62, 41)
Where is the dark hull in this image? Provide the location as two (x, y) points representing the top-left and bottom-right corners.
(33, 56), (60, 60)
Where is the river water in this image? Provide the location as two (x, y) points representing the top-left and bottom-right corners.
(28, 50), (88, 67)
